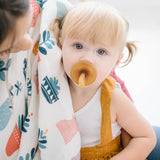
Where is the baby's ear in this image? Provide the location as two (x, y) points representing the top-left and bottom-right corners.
(115, 54), (124, 67)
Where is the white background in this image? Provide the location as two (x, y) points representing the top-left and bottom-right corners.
(68, 0), (160, 126)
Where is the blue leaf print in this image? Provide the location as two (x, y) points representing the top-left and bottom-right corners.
(0, 59), (12, 81)
(48, 39), (55, 46)
(45, 43), (53, 49)
(25, 153), (30, 160)
(47, 30), (50, 40)
(6, 59), (11, 69)
(9, 81), (23, 99)
(9, 85), (14, 97)
(35, 0), (42, 8)
(0, 71), (5, 81)
(0, 60), (5, 68)
(50, 77), (60, 95)
(43, 30), (46, 42)
(18, 115), (22, 133)
(31, 145), (38, 159)
(35, 0), (47, 9)
(56, 1), (67, 20)
(39, 30), (55, 55)
(19, 157), (23, 160)
(39, 46), (47, 55)
(19, 153), (29, 160)
(27, 78), (32, 96)
(0, 98), (12, 131)
(24, 122), (29, 127)
(18, 99), (30, 133)
(41, 76), (60, 104)
(39, 142), (47, 149)
(15, 81), (22, 95)
(40, 130), (46, 139)
(25, 98), (28, 117)
(23, 58), (27, 80)
(39, 34), (41, 43)
(38, 128), (47, 150)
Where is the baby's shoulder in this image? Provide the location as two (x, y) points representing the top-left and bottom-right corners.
(111, 87), (135, 115)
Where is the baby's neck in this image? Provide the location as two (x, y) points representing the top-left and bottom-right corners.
(69, 80), (100, 112)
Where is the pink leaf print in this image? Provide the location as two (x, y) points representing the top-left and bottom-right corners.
(56, 115), (78, 144)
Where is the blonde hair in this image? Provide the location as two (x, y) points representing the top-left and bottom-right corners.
(51, 2), (137, 66)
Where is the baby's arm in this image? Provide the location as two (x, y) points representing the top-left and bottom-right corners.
(110, 88), (156, 160)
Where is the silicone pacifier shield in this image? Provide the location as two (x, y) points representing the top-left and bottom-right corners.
(70, 61), (97, 88)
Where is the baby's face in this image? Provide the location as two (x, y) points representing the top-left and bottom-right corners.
(61, 37), (121, 88)
(0, 6), (33, 59)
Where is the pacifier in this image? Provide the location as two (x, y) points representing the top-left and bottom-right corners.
(70, 61), (97, 88)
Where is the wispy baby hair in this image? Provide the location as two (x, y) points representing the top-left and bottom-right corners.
(51, 1), (137, 66)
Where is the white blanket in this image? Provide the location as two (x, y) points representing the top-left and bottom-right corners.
(0, 0), (81, 159)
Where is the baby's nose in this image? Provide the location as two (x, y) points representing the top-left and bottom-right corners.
(80, 52), (94, 65)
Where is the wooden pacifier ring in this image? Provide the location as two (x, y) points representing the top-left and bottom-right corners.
(70, 61), (97, 88)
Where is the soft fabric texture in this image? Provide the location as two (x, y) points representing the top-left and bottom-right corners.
(0, 0), (81, 159)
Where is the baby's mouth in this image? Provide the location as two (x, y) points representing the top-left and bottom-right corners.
(70, 61), (97, 88)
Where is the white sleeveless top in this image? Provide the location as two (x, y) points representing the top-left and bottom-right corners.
(74, 83), (121, 147)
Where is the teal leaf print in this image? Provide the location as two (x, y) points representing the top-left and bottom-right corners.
(23, 58), (27, 80)
(50, 77), (60, 95)
(9, 80), (23, 98)
(0, 98), (12, 131)
(45, 42), (52, 49)
(6, 58), (11, 69)
(9, 85), (14, 97)
(0, 59), (11, 81)
(0, 60), (5, 68)
(0, 71), (5, 81)
(56, 1), (67, 20)
(35, 0), (42, 8)
(18, 114), (30, 133)
(27, 78), (32, 96)
(48, 39), (55, 45)
(18, 145), (38, 160)
(39, 30), (55, 55)
(31, 145), (38, 159)
(43, 30), (46, 42)
(25, 98), (28, 117)
(39, 46), (47, 55)
(38, 128), (47, 150)
(18, 99), (31, 133)
(35, 0), (47, 9)
(15, 81), (22, 95)
(41, 76), (60, 104)
(19, 153), (29, 160)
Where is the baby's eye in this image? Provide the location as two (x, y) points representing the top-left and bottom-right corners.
(97, 49), (106, 55)
(74, 43), (83, 49)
